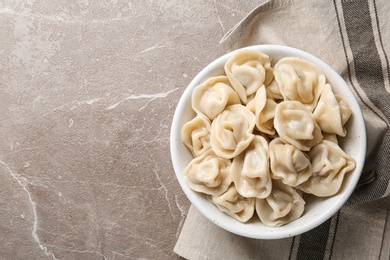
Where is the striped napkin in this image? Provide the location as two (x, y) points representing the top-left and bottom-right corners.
(174, 0), (390, 259)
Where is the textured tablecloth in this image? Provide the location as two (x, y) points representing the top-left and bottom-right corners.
(174, 0), (390, 259)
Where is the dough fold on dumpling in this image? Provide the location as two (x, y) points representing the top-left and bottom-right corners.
(274, 57), (326, 111)
(231, 136), (272, 199)
(266, 79), (283, 100)
(246, 85), (278, 136)
(192, 76), (241, 120)
(181, 113), (211, 157)
(322, 133), (339, 144)
(274, 101), (323, 151)
(313, 83), (352, 137)
(184, 150), (232, 196)
(269, 138), (312, 187)
(210, 184), (255, 222)
(210, 104), (255, 159)
(256, 179), (305, 227)
(224, 50), (273, 104)
(298, 140), (356, 197)
(336, 95), (353, 126)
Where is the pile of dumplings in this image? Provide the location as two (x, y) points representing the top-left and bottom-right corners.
(181, 50), (356, 227)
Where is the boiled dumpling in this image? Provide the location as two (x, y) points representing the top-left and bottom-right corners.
(231, 136), (272, 199)
(274, 57), (326, 111)
(210, 104), (255, 159)
(184, 150), (232, 196)
(181, 113), (211, 157)
(274, 101), (323, 151)
(210, 184), (255, 222)
(224, 50), (273, 104)
(247, 85), (278, 136)
(192, 76), (241, 120)
(256, 179), (305, 227)
(313, 83), (352, 137)
(269, 138), (312, 187)
(298, 140), (356, 197)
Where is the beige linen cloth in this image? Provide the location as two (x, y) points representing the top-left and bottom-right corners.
(174, 0), (390, 259)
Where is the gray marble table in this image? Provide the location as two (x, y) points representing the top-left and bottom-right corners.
(0, 1), (266, 259)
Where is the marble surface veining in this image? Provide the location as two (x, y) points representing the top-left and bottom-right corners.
(0, 1), (265, 259)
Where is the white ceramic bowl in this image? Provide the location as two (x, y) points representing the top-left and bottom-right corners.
(170, 45), (366, 239)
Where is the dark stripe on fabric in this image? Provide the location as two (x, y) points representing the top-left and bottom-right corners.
(296, 218), (332, 260)
(379, 209), (390, 258)
(328, 211), (341, 259)
(288, 236), (296, 260)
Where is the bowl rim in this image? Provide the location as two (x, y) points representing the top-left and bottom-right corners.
(170, 44), (366, 239)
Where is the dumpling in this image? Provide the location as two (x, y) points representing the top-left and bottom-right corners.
(184, 150), (232, 196)
(210, 104), (255, 159)
(298, 140), (356, 197)
(231, 136), (272, 199)
(210, 184), (255, 222)
(246, 85), (278, 136)
(181, 113), (211, 157)
(274, 101), (323, 151)
(224, 50), (273, 104)
(256, 179), (305, 227)
(269, 138), (312, 187)
(192, 76), (241, 120)
(274, 57), (326, 111)
(313, 83), (352, 137)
